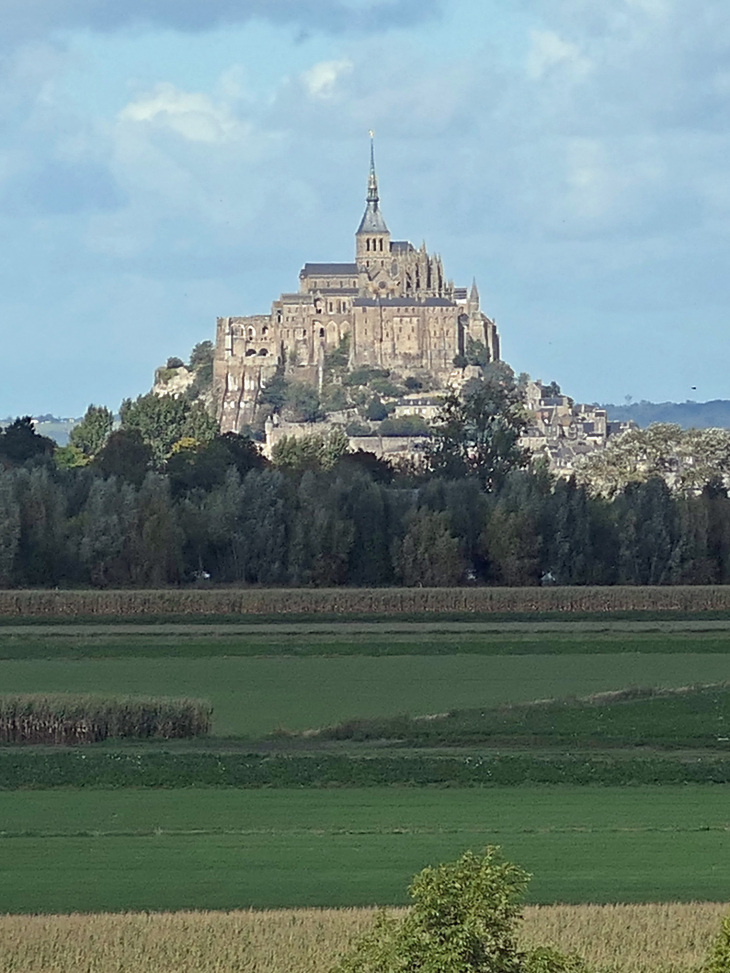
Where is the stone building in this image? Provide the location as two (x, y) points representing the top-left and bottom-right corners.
(214, 141), (500, 433)
(521, 380), (635, 476)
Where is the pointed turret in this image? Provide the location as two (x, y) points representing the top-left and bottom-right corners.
(356, 135), (390, 267)
(469, 278), (480, 310)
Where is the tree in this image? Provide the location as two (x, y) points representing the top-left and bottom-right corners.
(576, 424), (730, 498)
(284, 382), (323, 422)
(272, 430), (349, 474)
(120, 393), (218, 467)
(69, 405), (114, 459)
(0, 417), (55, 466)
(187, 340), (215, 399)
(77, 476), (136, 586)
(427, 364), (529, 491)
(395, 508), (465, 586)
(94, 430), (153, 487)
(260, 372), (290, 412)
(0, 474), (20, 586)
(166, 432), (267, 496)
(333, 847), (585, 973)
(365, 395), (389, 422)
(706, 912), (730, 973)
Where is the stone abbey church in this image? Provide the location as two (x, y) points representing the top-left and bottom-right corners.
(214, 144), (501, 432)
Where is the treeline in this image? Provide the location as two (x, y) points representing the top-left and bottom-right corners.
(2, 434), (730, 587)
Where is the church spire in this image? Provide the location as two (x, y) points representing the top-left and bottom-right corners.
(357, 133), (389, 235)
(367, 132), (379, 203)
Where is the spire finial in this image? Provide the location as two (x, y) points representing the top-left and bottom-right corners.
(367, 131), (378, 203)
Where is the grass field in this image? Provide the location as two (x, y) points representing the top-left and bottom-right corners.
(0, 651), (729, 736)
(312, 685), (730, 750)
(0, 903), (728, 973)
(1, 621), (729, 916)
(0, 787), (728, 913)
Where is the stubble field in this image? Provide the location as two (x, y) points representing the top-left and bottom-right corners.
(0, 903), (727, 973)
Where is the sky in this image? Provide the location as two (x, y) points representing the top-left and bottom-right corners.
(1, 0), (730, 417)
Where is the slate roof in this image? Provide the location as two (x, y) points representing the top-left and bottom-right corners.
(300, 263), (359, 277)
(353, 297), (455, 308)
(357, 201), (389, 234)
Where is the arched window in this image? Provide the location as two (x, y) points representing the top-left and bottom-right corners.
(319, 327), (325, 338)
(258, 348), (268, 356)
(379, 238), (383, 251)
(247, 327), (255, 340)
(263, 325), (269, 336)
(245, 348), (256, 357)
(366, 239), (370, 251)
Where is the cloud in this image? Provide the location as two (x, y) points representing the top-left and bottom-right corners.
(301, 59), (353, 99)
(0, 0), (441, 48)
(119, 83), (241, 143)
(526, 29), (591, 80)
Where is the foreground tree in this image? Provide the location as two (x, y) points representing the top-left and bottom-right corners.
(706, 913), (730, 973)
(333, 847), (585, 973)
(427, 364), (529, 491)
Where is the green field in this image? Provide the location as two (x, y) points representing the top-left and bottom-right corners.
(0, 787), (728, 913)
(1, 621), (729, 913)
(0, 627), (729, 736)
(0, 652), (729, 737)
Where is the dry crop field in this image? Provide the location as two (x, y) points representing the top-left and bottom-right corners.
(0, 903), (726, 973)
(5, 585), (730, 618)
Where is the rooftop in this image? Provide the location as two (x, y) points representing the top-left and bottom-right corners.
(300, 263), (359, 277)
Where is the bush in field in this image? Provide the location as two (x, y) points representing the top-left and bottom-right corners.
(332, 847), (588, 973)
(0, 694), (212, 744)
(706, 913), (730, 973)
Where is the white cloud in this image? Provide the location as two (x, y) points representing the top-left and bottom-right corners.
(118, 83), (239, 143)
(526, 29), (591, 80)
(301, 59), (353, 99)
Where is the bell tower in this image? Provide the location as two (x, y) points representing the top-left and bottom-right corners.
(356, 135), (391, 271)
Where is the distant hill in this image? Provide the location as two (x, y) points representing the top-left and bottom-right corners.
(602, 400), (730, 430)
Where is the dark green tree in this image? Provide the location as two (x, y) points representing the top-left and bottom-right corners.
(395, 508), (465, 586)
(427, 364), (529, 491)
(0, 417), (55, 466)
(77, 476), (136, 586)
(284, 382), (322, 422)
(0, 474), (20, 586)
(94, 430), (153, 488)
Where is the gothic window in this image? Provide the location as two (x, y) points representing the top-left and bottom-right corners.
(328, 302), (333, 313)
(263, 325), (269, 336)
(319, 327), (325, 338)
(248, 327), (255, 340)
(366, 239), (370, 251)
(379, 238), (383, 251)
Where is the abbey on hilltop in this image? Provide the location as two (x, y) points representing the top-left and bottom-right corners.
(214, 141), (501, 432)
